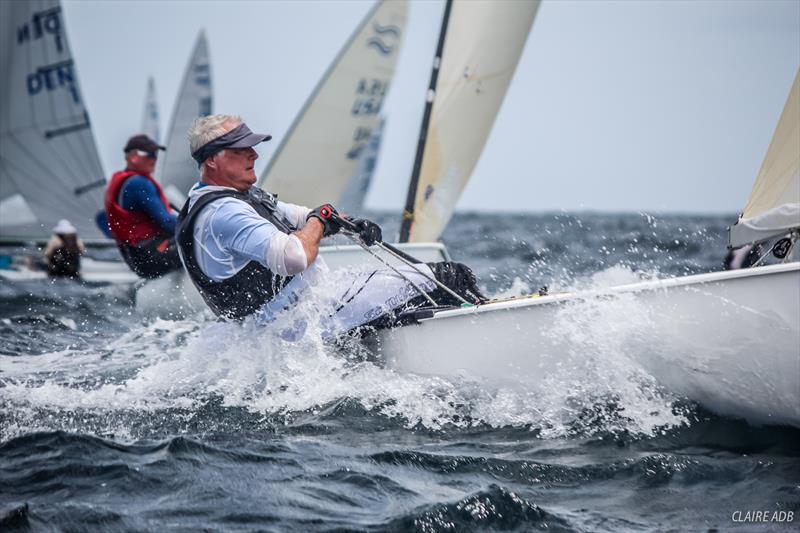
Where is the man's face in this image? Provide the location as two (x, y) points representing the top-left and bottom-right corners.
(211, 147), (259, 192)
(126, 150), (157, 175)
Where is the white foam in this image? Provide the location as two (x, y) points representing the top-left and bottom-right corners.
(1, 266), (695, 439)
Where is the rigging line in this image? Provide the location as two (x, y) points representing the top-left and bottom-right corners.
(331, 270), (378, 316)
(330, 212), (469, 304)
(341, 230), (438, 307)
(375, 241), (472, 305)
(339, 216), (470, 304)
(334, 267), (373, 305)
(783, 232), (799, 263)
(751, 245), (773, 268)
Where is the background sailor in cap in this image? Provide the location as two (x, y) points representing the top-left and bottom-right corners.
(104, 134), (183, 278)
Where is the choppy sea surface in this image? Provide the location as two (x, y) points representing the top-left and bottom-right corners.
(1, 211), (798, 532)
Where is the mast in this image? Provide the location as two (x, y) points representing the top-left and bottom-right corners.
(399, 0), (453, 243)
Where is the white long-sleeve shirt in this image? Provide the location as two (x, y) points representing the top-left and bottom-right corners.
(186, 183), (313, 281)
(185, 182), (436, 338)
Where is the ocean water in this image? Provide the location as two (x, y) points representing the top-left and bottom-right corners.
(1, 212), (798, 532)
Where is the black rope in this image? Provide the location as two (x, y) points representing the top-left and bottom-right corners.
(330, 270), (378, 316)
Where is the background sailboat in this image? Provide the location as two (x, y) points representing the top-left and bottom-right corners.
(0, 0), (108, 242)
(729, 69), (800, 251)
(140, 77), (160, 143)
(400, 0), (540, 242)
(258, 0), (407, 208)
(155, 30), (212, 207)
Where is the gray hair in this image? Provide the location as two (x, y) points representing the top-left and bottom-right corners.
(188, 114), (243, 154)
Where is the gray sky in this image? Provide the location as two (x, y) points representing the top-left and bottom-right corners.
(64, 0), (800, 213)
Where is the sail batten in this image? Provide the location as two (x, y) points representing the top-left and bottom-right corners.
(730, 69), (800, 248)
(0, 0), (107, 241)
(259, 0), (407, 208)
(156, 30), (212, 206)
(403, 0), (540, 243)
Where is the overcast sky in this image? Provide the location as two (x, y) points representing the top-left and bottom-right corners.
(64, 0), (799, 214)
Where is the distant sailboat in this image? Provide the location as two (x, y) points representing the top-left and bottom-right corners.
(729, 69), (800, 251)
(400, 0), (540, 242)
(141, 77), (160, 143)
(156, 30), (212, 207)
(259, 0), (407, 208)
(0, 0), (108, 242)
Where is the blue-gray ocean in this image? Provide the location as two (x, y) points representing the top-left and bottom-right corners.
(1, 212), (798, 532)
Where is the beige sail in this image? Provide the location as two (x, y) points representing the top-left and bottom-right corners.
(408, 0), (540, 242)
(730, 69), (800, 247)
(259, 0), (407, 207)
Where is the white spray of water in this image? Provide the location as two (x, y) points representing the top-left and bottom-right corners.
(1, 266), (697, 439)
(534, 266), (687, 436)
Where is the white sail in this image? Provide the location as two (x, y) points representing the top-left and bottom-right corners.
(730, 69), (800, 248)
(0, 0), (107, 241)
(141, 76), (160, 143)
(156, 30), (212, 207)
(259, 0), (407, 207)
(338, 117), (385, 214)
(406, 0), (540, 242)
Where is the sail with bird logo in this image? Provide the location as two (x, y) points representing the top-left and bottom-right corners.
(258, 0), (407, 208)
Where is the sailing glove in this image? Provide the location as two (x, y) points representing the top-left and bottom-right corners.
(307, 204), (341, 237)
(349, 218), (382, 246)
(427, 261), (486, 304)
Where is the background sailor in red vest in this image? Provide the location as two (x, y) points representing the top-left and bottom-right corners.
(104, 134), (183, 278)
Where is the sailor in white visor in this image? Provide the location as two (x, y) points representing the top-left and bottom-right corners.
(176, 114), (483, 337)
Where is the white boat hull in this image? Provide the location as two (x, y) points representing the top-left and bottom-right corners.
(373, 263), (800, 427)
